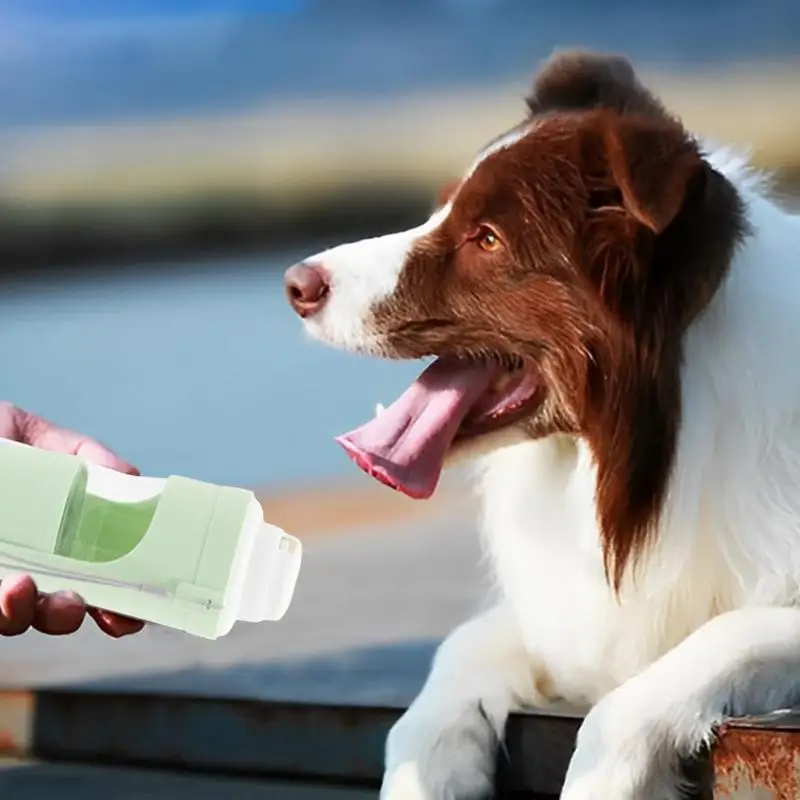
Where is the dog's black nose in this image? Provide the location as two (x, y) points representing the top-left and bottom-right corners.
(284, 261), (330, 318)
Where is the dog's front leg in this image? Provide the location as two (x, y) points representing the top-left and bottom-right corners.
(561, 607), (800, 800)
(381, 603), (540, 800)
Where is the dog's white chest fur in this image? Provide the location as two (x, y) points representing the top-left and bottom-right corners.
(477, 436), (741, 707)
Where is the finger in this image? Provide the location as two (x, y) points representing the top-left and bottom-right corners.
(71, 437), (140, 476)
(88, 608), (145, 638)
(0, 402), (25, 440)
(33, 591), (87, 635)
(18, 410), (139, 475)
(0, 574), (38, 636)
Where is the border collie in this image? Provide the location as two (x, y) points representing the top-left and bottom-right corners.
(284, 51), (800, 799)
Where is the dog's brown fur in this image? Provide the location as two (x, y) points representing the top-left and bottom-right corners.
(370, 51), (747, 587)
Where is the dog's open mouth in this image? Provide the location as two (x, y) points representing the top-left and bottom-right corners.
(336, 357), (541, 499)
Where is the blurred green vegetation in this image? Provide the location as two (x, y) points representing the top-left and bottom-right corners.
(0, 65), (798, 273)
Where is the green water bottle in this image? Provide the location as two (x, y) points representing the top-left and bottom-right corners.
(0, 437), (302, 639)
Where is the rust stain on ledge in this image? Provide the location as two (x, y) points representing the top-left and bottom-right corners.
(713, 723), (800, 799)
(0, 691), (33, 756)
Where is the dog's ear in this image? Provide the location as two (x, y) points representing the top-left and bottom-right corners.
(528, 50), (665, 118)
(594, 111), (704, 234)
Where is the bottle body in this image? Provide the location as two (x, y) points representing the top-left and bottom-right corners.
(0, 438), (302, 639)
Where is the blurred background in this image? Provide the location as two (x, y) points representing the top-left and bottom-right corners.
(0, 0), (799, 714)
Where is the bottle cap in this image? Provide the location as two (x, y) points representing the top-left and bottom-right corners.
(238, 522), (302, 623)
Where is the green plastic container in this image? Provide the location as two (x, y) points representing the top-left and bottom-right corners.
(0, 437), (302, 639)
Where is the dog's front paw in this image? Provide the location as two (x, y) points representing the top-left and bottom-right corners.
(381, 702), (499, 800)
(560, 749), (657, 800)
(560, 690), (683, 800)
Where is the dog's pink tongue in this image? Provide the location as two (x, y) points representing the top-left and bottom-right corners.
(336, 358), (501, 499)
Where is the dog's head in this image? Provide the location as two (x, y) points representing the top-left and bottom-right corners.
(285, 51), (746, 584)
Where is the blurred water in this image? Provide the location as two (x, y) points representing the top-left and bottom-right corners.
(0, 252), (424, 489)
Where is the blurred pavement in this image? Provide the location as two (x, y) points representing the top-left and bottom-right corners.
(0, 503), (488, 795)
(0, 758), (375, 799)
(0, 503), (486, 706)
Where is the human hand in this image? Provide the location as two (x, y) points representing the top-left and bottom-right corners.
(0, 403), (145, 638)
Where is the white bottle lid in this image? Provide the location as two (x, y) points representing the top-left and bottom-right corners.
(237, 522), (302, 623)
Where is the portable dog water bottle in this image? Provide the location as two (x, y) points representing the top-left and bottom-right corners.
(0, 437), (302, 639)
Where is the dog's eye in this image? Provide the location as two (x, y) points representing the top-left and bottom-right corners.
(477, 228), (502, 252)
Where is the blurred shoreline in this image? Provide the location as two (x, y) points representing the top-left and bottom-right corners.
(1, 62), (799, 276)
(255, 478), (471, 538)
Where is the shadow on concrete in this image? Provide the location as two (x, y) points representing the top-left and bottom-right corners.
(67, 637), (440, 707)
(0, 760), (375, 799)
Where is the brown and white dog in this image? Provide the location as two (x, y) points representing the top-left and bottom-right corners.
(284, 51), (800, 799)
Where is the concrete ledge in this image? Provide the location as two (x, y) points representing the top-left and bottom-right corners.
(0, 758), (374, 799)
(0, 689), (579, 795)
(1, 688), (799, 796)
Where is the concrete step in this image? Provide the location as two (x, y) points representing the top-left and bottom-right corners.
(0, 757), (374, 800)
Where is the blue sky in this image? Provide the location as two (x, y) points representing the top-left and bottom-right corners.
(0, 0), (307, 20)
(0, 0), (795, 130)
